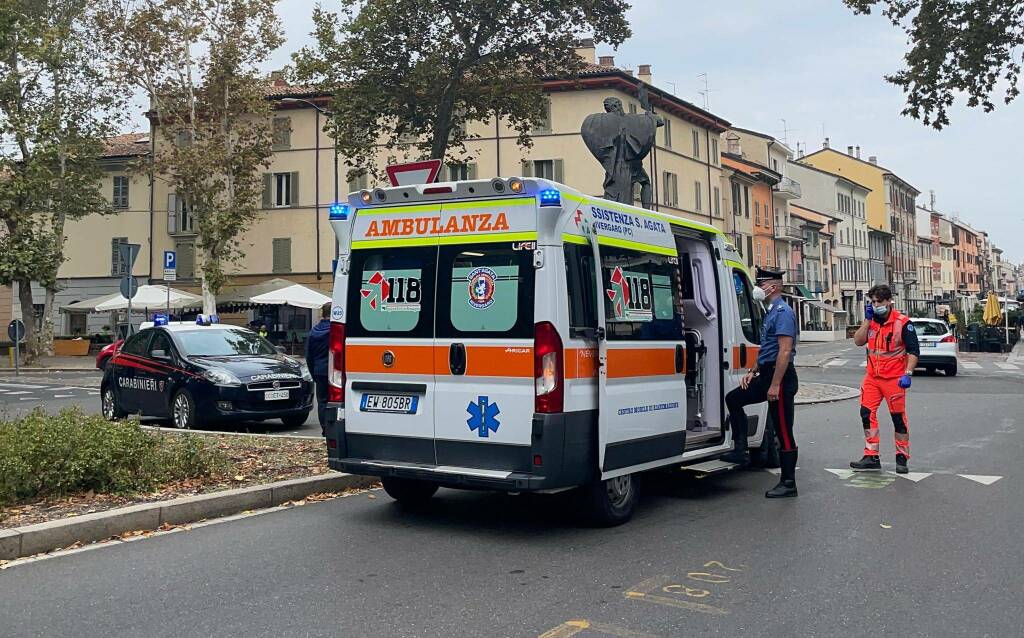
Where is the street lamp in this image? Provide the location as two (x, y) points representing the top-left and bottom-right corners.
(280, 97), (340, 280)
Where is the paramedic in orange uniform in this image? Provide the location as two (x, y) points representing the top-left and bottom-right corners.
(850, 284), (920, 474)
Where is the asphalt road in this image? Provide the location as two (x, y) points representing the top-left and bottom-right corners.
(0, 370), (324, 436)
(2, 367), (1022, 637)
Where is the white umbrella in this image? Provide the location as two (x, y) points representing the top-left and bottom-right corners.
(249, 283), (331, 310)
(93, 285), (202, 312)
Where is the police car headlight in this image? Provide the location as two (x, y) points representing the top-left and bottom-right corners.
(202, 368), (242, 386)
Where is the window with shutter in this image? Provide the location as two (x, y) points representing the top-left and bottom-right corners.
(289, 172), (299, 206)
(272, 238), (292, 273)
(692, 129), (700, 158)
(532, 160), (553, 180)
(713, 186), (720, 217)
(348, 173), (369, 192)
(695, 181), (702, 212)
(533, 99), (552, 133)
(175, 240), (195, 279)
(167, 193), (178, 234)
(113, 176), (129, 208)
(663, 118), (672, 149)
(111, 237), (128, 276)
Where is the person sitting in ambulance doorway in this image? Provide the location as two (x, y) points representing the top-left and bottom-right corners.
(722, 267), (800, 498)
(850, 284), (920, 474)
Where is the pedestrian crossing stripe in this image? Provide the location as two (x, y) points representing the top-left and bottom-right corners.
(961, 362), (982, 369)
(825, 469), (1003, 485)
(892, 471), (931, 482)
(994, 362), (1019, 370)
(859, 361), (867, 367)
(825, 359), (848, 367)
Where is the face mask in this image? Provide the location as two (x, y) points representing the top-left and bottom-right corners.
(872, 304), (890, 317)
(752, 286), (766, 302)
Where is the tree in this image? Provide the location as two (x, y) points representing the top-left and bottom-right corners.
(293, 0), (631, 180)
(846, 0), (1024, 129)
(100, 0), (283, 314)
(0, 1), (121, 360)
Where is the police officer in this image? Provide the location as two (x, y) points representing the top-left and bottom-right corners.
(850, 284), (919, 474)
(722, 267), (800, 498)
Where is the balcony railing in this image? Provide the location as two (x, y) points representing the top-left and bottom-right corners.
(773, 176), (802, 199)
(776, 224), (804, 242)
(781, 269), (805, 285)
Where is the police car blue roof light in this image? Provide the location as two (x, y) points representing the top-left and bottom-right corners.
(154, 314), (169, 326)
(329, 202), (350, 220)
(538, 189), (561, 207)
(195, 314), (220, 326)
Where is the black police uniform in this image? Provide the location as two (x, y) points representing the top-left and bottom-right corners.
(723, 267), (799, 498)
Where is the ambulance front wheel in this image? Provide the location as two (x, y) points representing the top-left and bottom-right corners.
(584, 473), (637, 527)
(381, 477), (439, 505)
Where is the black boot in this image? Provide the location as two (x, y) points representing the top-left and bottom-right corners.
(895, 454), (909, 474)
(721, 442), (750, 466)
(850, 455), (881, 470)
(765, 449), (798, 498)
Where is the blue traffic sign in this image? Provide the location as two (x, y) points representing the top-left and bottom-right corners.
(164, 251), (176, 269)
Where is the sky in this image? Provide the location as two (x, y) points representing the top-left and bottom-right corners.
(213, 0), (1024, 262)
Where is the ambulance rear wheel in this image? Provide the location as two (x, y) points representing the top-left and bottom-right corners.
(585, 473), (637, 527)
(171, 390), (196, 430)
(381, 477), (438, 505)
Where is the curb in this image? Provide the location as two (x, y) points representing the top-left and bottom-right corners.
(0, 368), (97, 374)
(0, 472), (377, 561)
(795, 383), (859, 405)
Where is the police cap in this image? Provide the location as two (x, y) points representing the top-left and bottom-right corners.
(755, 266), (785, 284)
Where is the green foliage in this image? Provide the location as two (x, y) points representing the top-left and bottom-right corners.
(100, 0), (284, 300)
(0, 409), (226, 507)
(845, 0), (1024, 129)
(293, 0), (631, 179)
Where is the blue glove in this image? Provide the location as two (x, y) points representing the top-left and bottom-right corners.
(865, 302), (874, 321)
(898, 374), (912, 389)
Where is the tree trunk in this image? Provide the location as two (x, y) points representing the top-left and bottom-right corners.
(15, 277), (38, 364)
(200, 247), (217, 315)
(41, 286), (56, 357)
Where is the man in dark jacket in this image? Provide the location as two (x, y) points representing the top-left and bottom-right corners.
(305, 302), (332, 433)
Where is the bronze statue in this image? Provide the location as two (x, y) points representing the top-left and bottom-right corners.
(581, 87), (664, 209)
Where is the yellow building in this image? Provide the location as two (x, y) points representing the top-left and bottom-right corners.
(38, 45), (734, 336)
(800, 144), (920, 304)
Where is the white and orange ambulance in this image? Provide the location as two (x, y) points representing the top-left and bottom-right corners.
(324, 177), (773, 525)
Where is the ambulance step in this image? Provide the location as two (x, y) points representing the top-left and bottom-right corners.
(682, 460), (737, 475)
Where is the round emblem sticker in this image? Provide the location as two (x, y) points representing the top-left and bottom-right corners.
(467, 267), (497, 309)
(331, 305), (344, 321)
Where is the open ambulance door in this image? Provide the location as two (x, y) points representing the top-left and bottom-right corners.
(584, 217), (688, 480)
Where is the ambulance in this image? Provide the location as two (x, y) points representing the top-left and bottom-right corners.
(324, 176), (773, 525)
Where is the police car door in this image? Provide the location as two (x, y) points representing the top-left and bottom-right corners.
(432, 198), (538, 470)
(112, 329), (154, 414)
(143, 329), (175, 417)
(344, 205), (439, 465)
(587, 209), (688, 478)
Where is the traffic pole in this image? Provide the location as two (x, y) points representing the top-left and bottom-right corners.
(13, 330), (18, 377)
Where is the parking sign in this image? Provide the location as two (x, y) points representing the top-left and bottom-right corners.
(163, 250), (177, 281)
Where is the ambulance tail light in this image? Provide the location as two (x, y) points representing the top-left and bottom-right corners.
(534, 321), (564, 413)
(328, 322), (346, 404)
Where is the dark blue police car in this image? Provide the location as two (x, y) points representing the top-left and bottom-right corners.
(101, 319), (314, 429)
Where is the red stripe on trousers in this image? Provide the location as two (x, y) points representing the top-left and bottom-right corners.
(777, 399), (793, 450)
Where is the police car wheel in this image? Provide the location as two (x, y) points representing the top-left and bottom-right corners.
(101, 387), (126, 421)
(584, 473), (637, 527)
(281, 413), (309, 428)
(381, 477), (439, 505)
(172, 390), (196, 430)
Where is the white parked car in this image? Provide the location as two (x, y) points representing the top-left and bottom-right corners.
(910, 318), (958, 376)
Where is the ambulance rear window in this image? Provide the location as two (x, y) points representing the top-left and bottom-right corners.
(437, 243), (534, 338)
(347, 247), (435, 338)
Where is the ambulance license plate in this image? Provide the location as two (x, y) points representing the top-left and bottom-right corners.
(264, 390), (289, 401)
(360, 394), (418, 414)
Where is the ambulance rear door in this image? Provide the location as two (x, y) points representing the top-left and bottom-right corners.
(432, 197), (539, 473)
(343, 204), (440, 466)
(583, 204), (689, 478)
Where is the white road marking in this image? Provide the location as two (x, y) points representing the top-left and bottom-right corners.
(88, 391), (99, 396)
(891, 471), (932, 482)
(994, 362), (1019, 370)
(19, 397), (37, 401)
(0, 382), (45, 389)
(958, 474), (1002, 485)
(5, 391), (31, 395)
(825, 468), (855, 479)
(53, 394), (74, 398)
(825, 359), (848, 367)
(961, 362), (982, 370)
(859, 361), (867, 367)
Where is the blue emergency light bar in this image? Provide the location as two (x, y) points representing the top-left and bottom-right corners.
(538, 189), (561, 207)
(153, 314), (169, 326)
(195, 314), (220, 326)
(329, 202), (350, 220)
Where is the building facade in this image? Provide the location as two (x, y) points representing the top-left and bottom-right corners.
(951, 218), (981, 296)
(721, 153), (780, 269)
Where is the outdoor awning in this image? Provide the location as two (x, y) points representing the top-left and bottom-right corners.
(799, 299), (845, 314)
(218, 278), (331, 310)
(61, 286), (202, 313)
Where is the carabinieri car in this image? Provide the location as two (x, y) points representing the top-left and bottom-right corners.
(101, 319), (314, 429)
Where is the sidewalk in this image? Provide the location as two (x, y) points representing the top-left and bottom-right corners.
(1009, 340), (1024, 365)
(0, 355), (97, 373)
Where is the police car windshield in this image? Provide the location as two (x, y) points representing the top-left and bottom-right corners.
(174, 328), (276, 357)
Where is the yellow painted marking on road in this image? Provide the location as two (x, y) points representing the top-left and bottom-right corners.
(625, 591), (728, 616)
(538, 619), (662, 638)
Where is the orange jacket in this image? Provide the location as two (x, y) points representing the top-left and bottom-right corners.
(866, 310), (910, 379)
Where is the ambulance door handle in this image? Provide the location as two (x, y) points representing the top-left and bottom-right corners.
(739, 344), (748, 368)
(449, 342), (466, 375)
(675, 344), (685, 374)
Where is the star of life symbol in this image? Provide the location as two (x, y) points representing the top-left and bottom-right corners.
(360, 271), (390, 310)
(466, 395), (500, 438)
(606, 266), (630, 319)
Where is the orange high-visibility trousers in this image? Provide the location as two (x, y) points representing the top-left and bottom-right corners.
(860, 375), (910, 458)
